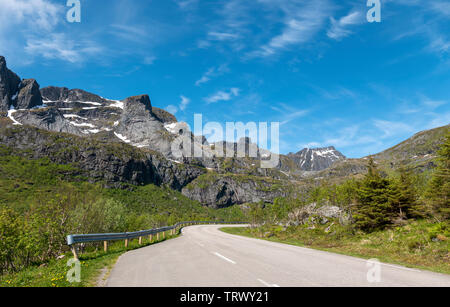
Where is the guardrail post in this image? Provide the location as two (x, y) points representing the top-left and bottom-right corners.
(104, 241), (108, 252)
(139, 236), (142, 245)
(163, 231), (166, 239)
(70, 245), (79, 260)
(157, 233), (160, 241)
(125, 239), (129, 248)
(71, 245), (78, 260)
(149, 234), (153, 243)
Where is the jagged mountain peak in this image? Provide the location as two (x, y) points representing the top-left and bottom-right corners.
(123, 94), (153, 113)
(287, 146), (346, 172)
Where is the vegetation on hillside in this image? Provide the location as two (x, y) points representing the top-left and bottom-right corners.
(231, 131), (449, 273)
(0, 146), (246, 275)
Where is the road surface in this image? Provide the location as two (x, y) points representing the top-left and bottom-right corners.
(106, 225), (450, 287)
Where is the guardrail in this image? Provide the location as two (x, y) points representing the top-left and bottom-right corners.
(66, 221), (246, 259)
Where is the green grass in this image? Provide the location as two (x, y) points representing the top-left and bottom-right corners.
(0, 232), (179, 287)
(221, 220), (450, 275)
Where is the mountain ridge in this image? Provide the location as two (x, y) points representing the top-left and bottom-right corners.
(0, 55), (448, 207)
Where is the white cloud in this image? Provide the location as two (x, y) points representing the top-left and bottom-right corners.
(324, 125), (378, 149)
(0, 0), (62, 32)
(143, 56), (156, 65)
(25, 34), (102, 63)
(373, 119), (414, 138)
(166, 105), (178, 114)
(208, 32), (240, 41)
(249, 0), (332, 57)
(176, 0), (198, 9)
(327, 11), (362, 40)
(430, 0), (450, 17)
(179, 95), (190, 111)
(205, 88), (240, 104)
(271, 103), (309, 126)
(195, 64), (229, 86)
(165, 95), (190, 115)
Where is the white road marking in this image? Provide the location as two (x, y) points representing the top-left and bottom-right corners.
(213, 252), (236, 264)
(378, 262), (421, 272)
(257, 279), (279, 287)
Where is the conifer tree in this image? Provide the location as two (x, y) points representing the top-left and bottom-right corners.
(388, 168), (424, 221)
(354, 158), (393, 231)
(426, 131), (450, 220)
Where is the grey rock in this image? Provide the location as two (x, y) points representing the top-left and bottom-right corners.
(15, 79), (43, 109)
(285, 146), (346, 172)
(287, 203), (347, 226)
(40, 86), (107, 103)
(12, 107), (82, 135)
(181, 174), (293, 208)
(116, 94), (174, 155)
(0, 56), (21, 113)
(0, 122), (205, 190)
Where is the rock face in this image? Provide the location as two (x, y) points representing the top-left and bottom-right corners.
(286, 146), (346, 171)
(181, 173), (298, 208)
(0, 121), (205, 190)
(0, 56), (21, 113)
(287, 203), (352, 226)
(16, 79), (43, 109)
(41, 86), (106, 103)
(13, 107), (81, 134)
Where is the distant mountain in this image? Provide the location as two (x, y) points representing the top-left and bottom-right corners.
(286, 146), (346, 171)
(0, 55), (447, 208)
(315, 125), (449, 180)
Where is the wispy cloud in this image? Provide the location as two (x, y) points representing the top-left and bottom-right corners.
(205, 88), (240, 104)
(327, 11), (363, 40)
(195, 64), (229, 86)
(271, 103), (309, 126)
(179, 95), (190, 111)
(373, 119), (415, 138)
(249, 0), (332, 58)
(165, 95), (191, 115)
(0, 0), (62, 32)
(25, 33), (102, 63)
(109, 24), (150, 43)
(208, 32), (240, 41)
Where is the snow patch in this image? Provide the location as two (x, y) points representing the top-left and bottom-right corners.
(63, 114), (88, 120)
(164, 123), (178, 134)
(7, 107), (22, 126)
(114, 132), (131, 143)
(110, 100), (124, 109)
(69, 121), (96, 128)
(81, 101), (102, 106)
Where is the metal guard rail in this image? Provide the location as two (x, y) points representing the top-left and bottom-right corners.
(67, 221), (246, 246)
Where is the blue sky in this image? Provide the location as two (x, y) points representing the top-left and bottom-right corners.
(0, 0), (449, 158)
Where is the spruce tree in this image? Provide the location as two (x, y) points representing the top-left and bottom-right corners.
(388, 167), (424, 221)
(426, 131), (450, 220)
(354, 158), (393, 232)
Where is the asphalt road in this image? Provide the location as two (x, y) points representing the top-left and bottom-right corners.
(106, 225), (450, 287)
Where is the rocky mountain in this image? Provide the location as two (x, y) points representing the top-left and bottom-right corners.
(0, 55), (447, 208)
(286, 146), (346, 172)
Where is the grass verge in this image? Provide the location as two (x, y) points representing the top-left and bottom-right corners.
(0, 233), (179, 287)
(220, 220), (450, 275)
